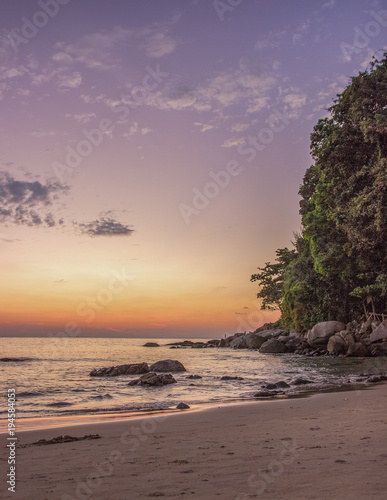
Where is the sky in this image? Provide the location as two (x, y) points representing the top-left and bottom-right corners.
(0, 0), (386, 338)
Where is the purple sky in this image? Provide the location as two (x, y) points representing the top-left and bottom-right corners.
(0, 0), (386, 337)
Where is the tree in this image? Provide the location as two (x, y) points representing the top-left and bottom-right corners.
(251, 53), (387, 331)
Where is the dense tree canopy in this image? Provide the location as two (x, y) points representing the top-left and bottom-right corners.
(251, 54), (387, 332)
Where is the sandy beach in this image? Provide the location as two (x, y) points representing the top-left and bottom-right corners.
(1, 383), (386, 500)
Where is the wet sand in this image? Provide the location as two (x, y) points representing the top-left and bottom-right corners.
(1, 383), (387, 499)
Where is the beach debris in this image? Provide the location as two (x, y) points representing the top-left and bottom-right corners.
(150, 359), (186, 372)
(176, 402), (190, 410)
(90, 362), (149, 377)
(143, 342), (160, 347)
(21, 434), (101, 447)
(221, 376), (244, 381)
(129, 372), (177, 386)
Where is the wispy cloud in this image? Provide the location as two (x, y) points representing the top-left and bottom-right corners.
(194, 122), (214, 132)
(57, 71), (82, 89)
(76, 212), (134, 237)
(221, 137), (245, 148)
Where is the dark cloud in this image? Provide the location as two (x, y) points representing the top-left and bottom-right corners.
(0, 171), (68, 227)
(77, 215), (134, 237)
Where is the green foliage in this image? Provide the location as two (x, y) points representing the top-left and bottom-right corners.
(251, 53), (387, 331)
(250, 247), (296, 312)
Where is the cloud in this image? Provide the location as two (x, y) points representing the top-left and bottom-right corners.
(222, 137), (245, 148)
(29, 130), (57, 139)
(232, 123), (249, 133)
(321, 0), (335, 8)
(144, 32), (177, 58)
(77, 214), (134, 237)
(145, 58), (277, 115)
(194, 122), (214, 132)
(65, 113), (96, 123)
(58, 71), (82, 89)
(0, 171), (68, 228)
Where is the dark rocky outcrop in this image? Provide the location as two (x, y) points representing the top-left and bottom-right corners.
(143, 342), (160, 347)
(221, 376), (244, 381)
(149, 359), (186, 372)
(176, 402), (190, 409)
(259, 338), (288, 354)
(129, 372), (177, 386)
(292, 378), (314, 385)
(90, 362), (149, 377)
(186, 374), (202, 379)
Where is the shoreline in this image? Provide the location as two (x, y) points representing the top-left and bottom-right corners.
(0, 381), (378, 434)
(2, 382), (386, 499)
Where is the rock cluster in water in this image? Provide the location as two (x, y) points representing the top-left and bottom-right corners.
(90, 359), (186, 377)
(168, 319), (387, 358)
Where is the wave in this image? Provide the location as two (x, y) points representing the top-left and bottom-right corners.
(90, 394), (113, 400)
(0, 357), (37, 362)
(46, 402), (74, 407)
(18, 391), (44, 398)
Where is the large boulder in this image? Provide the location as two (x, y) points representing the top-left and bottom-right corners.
(130, 372), (177, 386)
(90, 362), (149, 377)
(346, 342), (370, 357)
(259, 338), (287, 354)
(327, 335), (346, 355)
(307, 321), (346, 347)
(244, 332), (270, 349)
(143, 342), (160, 347)
(369, 321), (387, 343)
(229, 335), (248, 349)
(149, 359), (186, 372)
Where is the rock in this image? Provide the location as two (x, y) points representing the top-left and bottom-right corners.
(243, 332), (267, 349)
(90, 362), (149, 377)
(229, 336), (248, 349)
(221, 376), (244, 380)
(259, 338), (287, 354)
(253, 390), (281, 397)
(262, 381), (289, 390)
(186, 374), (202, 379)
(149, 360), (186, 372)
(143, 342), (160, 347)
(346, 342), (370, 357)
(369, 320), (387, 343)
(366, 375), (383, 383)
(292, 378), (314, 385)
(327, 335), (346, 355)
(369, 343), (387, 356)
(307, 321), (346, 347)
(338, 330), (355, 345)
(134, 372), (177, 386)
(176, 402), (190, 410)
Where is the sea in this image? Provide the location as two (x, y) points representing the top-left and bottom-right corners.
(1, 337), (387, 426)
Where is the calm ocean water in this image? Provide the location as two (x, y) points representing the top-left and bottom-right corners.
(1, 337), (386, 421)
